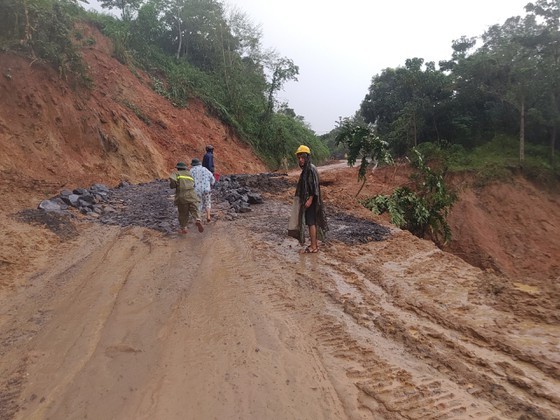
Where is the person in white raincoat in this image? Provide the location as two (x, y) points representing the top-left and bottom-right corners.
(190, 158), (216, 223)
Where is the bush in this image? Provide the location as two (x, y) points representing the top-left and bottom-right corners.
(363, 149), (457, 245)
(1, 0), (89, 84)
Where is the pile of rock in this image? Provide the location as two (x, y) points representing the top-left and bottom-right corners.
(38, 183), (117, 216)
(27, 173), (393, 245)
(33, 175), (268, 234)
(214, 175), (264, 213)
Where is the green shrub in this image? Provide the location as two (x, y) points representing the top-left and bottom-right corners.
(364, 149), (457, 245)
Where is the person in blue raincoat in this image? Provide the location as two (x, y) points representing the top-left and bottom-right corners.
(202, 145), (215, 174)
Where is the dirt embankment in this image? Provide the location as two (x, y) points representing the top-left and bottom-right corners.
(0, 22), (266, 213)
(1, 21), (559, 420)
(0, 168), (559, 419)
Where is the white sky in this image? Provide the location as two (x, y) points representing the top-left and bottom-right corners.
(227, 0), (531, 134)
(86, 0), (531, 134)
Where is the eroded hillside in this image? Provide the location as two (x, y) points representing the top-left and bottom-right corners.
(1, 22), (560, 419)
(0, 22), (266, 212)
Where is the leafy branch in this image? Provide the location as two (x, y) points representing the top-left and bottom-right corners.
(363, 148), (457, 245)
(335, 118), (393, 196)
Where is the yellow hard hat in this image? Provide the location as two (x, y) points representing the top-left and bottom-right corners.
(295, 145), (311, 155)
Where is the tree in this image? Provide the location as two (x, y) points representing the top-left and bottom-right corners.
(363, 149), (457, 245)
(525, 0), (560, 161)
(130, 0), (167, 51)
(360, 58), (451, 156)
(98, 0), (142, 21)
(335, 118), (393, 195)
(481, 15), (542, 163)
(439, 37), (502, 148)
(0, 0), (87, 79)
(179, 0), (236, 70)
(256, 53), (299, 118)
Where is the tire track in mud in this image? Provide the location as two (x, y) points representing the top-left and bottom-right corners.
(251, 253), (502, 418)
(333, 255), (558, 419)
(360, 243), (560, 413)
(0, 225), (200, 419)
(147, 223), (347, 420)
(239, 198), (560, 419)
(18, 227), (159, 418)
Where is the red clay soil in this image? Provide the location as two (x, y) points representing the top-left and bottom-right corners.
(1, 23), (559, 290)
(0, 22), (265, 213)
(1, 24), (560, 419)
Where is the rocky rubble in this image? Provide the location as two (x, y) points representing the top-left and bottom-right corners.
(37, 183), (114, 215)
(33, 175), (268, 234)
(26, 172), (391, 244)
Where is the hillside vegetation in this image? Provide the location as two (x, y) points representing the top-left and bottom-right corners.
(0, 0), (558, 253)
(0, 0), (330, 171)
(2, 0), (559, 174)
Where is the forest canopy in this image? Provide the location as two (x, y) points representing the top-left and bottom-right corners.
(357, 0), (559, 167)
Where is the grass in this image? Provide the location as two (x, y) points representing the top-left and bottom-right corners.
(416, 137), (560, 188)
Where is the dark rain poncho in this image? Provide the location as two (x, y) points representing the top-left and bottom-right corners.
(288, 158), (328, 245)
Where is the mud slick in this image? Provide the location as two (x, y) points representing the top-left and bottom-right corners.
(1, 170), (559, 419)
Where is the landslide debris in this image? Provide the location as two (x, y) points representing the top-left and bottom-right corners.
(17, 173), (391, 245)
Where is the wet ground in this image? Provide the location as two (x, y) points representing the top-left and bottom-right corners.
(38, 174), (392, 245)
(1, 170), (559, 419)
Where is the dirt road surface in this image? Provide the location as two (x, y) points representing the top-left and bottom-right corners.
(1, 166), (559, 419)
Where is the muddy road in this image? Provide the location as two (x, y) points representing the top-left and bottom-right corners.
(0, 170), (559, 419)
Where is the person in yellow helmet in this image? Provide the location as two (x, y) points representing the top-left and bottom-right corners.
(295, 145), (311, 155)
(169, 161), (204, 234)
(288, 145), (328, 252)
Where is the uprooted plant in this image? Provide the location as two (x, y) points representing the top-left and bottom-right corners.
(335, 118), (394, 196)
(363, 148), (457, 245)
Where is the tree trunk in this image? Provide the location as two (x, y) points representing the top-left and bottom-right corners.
(519, 98), (525, 163)
(175, 18), (182, 60)
(551, 125), (557, 162)
(266, 72), (277, 115)
(433, 114), (440, 143)
(219, 23), (232, 111)
(23, 0), (32, 45)
(413, 112), (417, 147)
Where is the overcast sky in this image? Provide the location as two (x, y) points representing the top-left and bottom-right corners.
(226, 0), (533, 134)
(87, 0), (532, 134)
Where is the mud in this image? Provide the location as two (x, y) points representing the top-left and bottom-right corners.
(2, 21), (558, 419)
(1, 166), (558, 419)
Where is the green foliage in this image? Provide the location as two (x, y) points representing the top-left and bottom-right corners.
(97, 0), (142, 21)
(363, 149), (457, 245)
(360, 1), (560, 165)
(264, 56), (299, 114)
(412, 139), (559, 187)
(334, 118), (393, 180)
(84, 1), (318, 168)
(256, 112), (329, 169)
(90, 15), (132, 63)
(0, 0), (89, 84)
(360, 58), (452, 156)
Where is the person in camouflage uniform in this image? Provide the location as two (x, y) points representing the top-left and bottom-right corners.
(169, 162), (204, 234)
